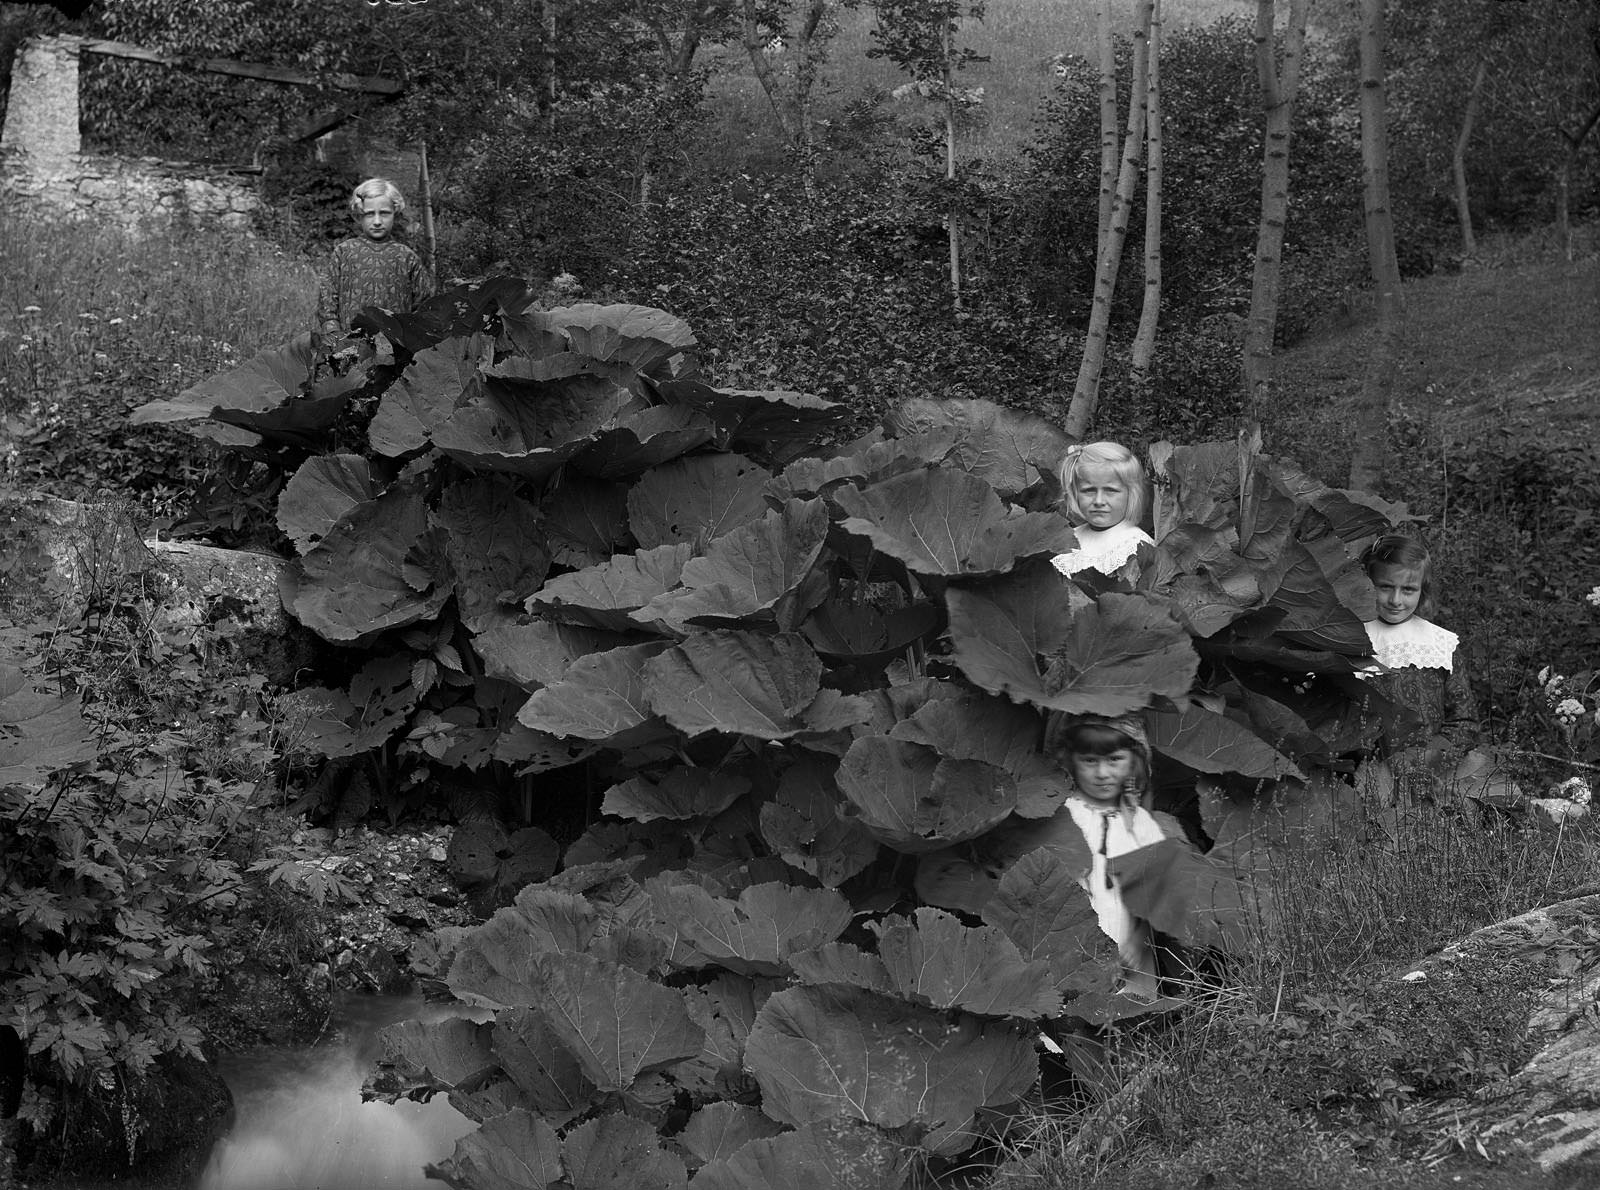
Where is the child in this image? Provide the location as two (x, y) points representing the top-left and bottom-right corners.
(1050, 441), (1154, 583)
(1357, 535), (1500, 802)
(1044, 712), (1168, 1001)
(315, 178), (436, 339)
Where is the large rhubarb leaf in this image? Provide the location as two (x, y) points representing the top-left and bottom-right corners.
(1144, 703), (1301, 781)
(1262, 536), (1372, 653)
(368, 335), (492, 456)
(690, 1119), (914, 1190)
(769, 429), (960, 500)
(943, 557), (1072, 703)
(276, 454), (375, 554)
(540, 476), (630, 568)
(534, 951), (704, 1090)
(649, 883), (852, 977)
(526, 543), (694, 632)
(435, 476), (550, 634)
(835, 737), (1016, 853)
(289, 487), (453, 645)
(887, 691), (1040, 773)
(562, 1113), (687, 1190)
(626, 453), (771, 548)
(426, 1109), (563, 1190)
(0, 666), (95, 787)
(540, 302), (697, 372)
(980, 847), (1121, 997)
(834, 468), (1075, 577)
(573, 405), (715, 479)
(474, 622), (637, 690)
(516, 643), (667, 740)
(366, 1017), (497, 1102)
(676, 973), (780, 1098)
(642, 631), (822, 740)
(869, 908), (1062, 1019)
(885, 396), (1071, 497)
(800, 600), (941, 660)
(283, 654), (416, 759)
(433, 375), (631, 480)
(745, 984), (1037, 1156)
(488, 1010), (593, 1127)
(638, 498), (828, 630)
(652, 379), (844, 465)
(675, 1103), (785, 1168)
(1112, 839), (1257, 951)
(129, 333), (315, 426)
(758, 757), (880, 887)
(601, 767), (750, 823)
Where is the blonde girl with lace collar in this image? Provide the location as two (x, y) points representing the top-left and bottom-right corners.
(1045, 713), (1167, 1001)
(1049, 441), (1154, 583)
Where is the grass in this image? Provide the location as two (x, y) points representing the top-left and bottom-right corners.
(0, 207), (316, 515)
(701, 0), (1255, 168)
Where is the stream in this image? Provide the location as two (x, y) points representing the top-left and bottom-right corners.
(195, 993), (479, 1190)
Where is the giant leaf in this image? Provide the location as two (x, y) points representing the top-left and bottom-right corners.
(834, 468), (1076, 577)
(676, 973), (780, 1098)
(758, 757), (879, 887)
(276, 454), (375, 554)
(769, 428), (961, 500)
(943, 557), (1073, 705)
(601, 767), (751, 823)
(888, 691), (1041, 773)
(800, 600), (941, 660)
(540, 302), (697, 371)
(1263, 535), (1373, 653)
(572, 405), (715, 479)
(289, 487), (453, 645)
(0, 666), (95, 787)
(540, 475), (630, 568)
(129, 333), (315, 426)
(638, 498), (828, 630)
(650, 882), (852, 976)
(912, 806), (1093, 917)
(885, 397), (1071, 497)
(432, 374), (630, 480)
(626, 453), (771, 548)
(1144, 703), (1302, 781)
(283, 653), (417, 759)
(562, 1113), (687, 1190)
(1111, 839), (1257, 952)
(642, 631), (822, 740)
(690, 1119), (915, 1190)
(532, 951), (704, 1091)
(368, 335), (492, 456)
(526, 543), (694, 632)
(367, 1017), (497, 1102)
(835, 737), (1016, 853)
(475, 622), (638, 690)
(869, 908), (1062, 1019)
(980, 847), (1121, 997)
(435, 476), (551, 633)
(426, 1109), (563, 1190)
(674, 1103), (784, 1168)
(1037, 594), (1199, 717)
(745, 985), (1037, 1156)
(652, 379), (844, 465)
(516, 643), (666, 740)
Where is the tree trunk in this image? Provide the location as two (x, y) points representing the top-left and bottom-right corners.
(1452, 58), (1487, 259)
(1555, 100), (1600, 262)
(1347, 0), (1403, 493)
(1065, 0), (1153, 440)
(1096, 0), (1119, 255)
(418, 141), (437, 278)
(943, 14), (962, 312)
(1242, 0), (1309, 414)
(741, 0), (798, 142)
(1130, 0), (1163, 379)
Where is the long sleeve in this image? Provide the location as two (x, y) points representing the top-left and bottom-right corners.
(1440, 650), (1481, 750)
(409, 251), (436, 307)
(315, 244), (343, 334)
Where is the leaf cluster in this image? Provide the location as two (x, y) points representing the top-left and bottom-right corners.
(126, 294), (1429, 1179)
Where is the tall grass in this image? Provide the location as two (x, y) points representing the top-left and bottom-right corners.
(0, 208), (315, 511)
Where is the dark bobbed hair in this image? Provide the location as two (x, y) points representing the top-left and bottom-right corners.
(1050, 719), (1150, 800)
(1362, 533), (1437, 619)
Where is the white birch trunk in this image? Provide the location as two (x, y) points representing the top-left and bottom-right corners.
(1130, 0), (1163, 379)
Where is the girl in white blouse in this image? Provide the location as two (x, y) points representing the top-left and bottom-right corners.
(1049, 442), (1154, 585)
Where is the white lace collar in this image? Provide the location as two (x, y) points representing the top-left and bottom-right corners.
(1051, 522), (1153, 577)
(1364, 616), (1458, 672)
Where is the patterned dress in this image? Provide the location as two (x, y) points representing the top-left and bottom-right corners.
(1359, 616), (1480, 758)
(316, 237), (435, 334)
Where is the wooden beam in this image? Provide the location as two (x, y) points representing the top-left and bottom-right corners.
(75, 37), (402, 96)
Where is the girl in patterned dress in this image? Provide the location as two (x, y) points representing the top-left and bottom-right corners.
(316, 178), (436, 338)
(1049, 442), (1154, 585)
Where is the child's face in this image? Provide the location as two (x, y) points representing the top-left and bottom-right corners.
(1071, 750), (1134, 802)
(1073, 463), (1130, 530)
(1371, 562), (1423, 625)
(357, 196), (396, 242)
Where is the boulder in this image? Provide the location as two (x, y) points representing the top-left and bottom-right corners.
(1402, 891), (1600, 1176)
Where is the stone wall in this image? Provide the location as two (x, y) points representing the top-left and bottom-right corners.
(0, 35), (259, 231)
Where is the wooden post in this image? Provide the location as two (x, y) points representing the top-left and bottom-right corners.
(418, 142), (437, 279)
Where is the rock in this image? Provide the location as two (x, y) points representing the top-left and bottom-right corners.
(1405, 893), (1600, 1176)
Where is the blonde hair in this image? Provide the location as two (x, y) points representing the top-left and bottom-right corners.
(1056, 441), (1150, 526)
(349, 177), (407, 219)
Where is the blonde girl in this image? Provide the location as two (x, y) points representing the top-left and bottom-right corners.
(316, 177), (436, 338)
(1050, 441), (1154, 583)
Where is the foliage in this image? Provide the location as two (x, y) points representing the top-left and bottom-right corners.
(125, 293), (1440, 1178)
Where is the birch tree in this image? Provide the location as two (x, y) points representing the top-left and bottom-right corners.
(1241, 0), (1309, 414)
(1130, 0), (1163, 382)
(1347, 0), (1402, 492)
(1064, 0), (1153, 441)
(1096, 0), (1119, 254)
(1451, 58), (1487, 257)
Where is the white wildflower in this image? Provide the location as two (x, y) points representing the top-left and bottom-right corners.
(1555, 697), (1586, 724)
(1538, 666), (1551, 684)
(1587, 585), (1600, 609)
(1558, 776), (1592, 806)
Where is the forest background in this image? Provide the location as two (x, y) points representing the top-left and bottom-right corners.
(2, 0), (1599, 1187)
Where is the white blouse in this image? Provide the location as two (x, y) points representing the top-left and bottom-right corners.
(1063, 796), (1168, 1000)
(1050, 521), (1154, 579)
(1362, 616), (1458, 673)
